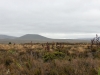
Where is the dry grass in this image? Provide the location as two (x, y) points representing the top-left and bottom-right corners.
(0, 43), (99, 75)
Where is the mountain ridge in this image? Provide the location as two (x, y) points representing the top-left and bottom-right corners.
(0, 34), (91, 43)
(0, 34), (92, 40)
(17, 34), (51, 40)
(0, 34), (17, 39)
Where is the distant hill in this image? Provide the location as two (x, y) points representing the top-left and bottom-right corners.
(17, 34), (51, 40)
(0, 34), (91, 44)
(78, 38), (92, 40)
(0, 34), (17, 39)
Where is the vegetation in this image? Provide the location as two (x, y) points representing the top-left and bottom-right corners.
(0, 43), (99, 75)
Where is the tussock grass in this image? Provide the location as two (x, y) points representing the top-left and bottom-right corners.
(0, 43), (99, 75)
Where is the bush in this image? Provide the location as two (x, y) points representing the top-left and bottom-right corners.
(8, 42), (12, 44)
(43, 51), (65, 62)
(53, 51), (65, 58)
(43, 53), (55, 62)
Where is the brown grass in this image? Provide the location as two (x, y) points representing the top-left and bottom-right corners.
(0, 43), (99, 75)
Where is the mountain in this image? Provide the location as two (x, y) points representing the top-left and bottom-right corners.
(17, 34), (51, 40)
(0, 34), (17, 39)
(0, 34), (91, 44)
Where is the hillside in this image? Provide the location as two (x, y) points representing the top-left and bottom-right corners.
(0, 34), (17, 39)
(17, 34), (50, 40)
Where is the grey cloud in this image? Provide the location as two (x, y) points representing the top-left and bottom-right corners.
(0, 0), (100, 38)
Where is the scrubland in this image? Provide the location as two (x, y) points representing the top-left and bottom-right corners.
(0, 42), (100, 75)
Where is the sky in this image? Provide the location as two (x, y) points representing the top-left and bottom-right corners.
(0, 0), (100, 39)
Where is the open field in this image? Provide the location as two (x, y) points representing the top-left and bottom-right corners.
(0, 39), (90, 44)
(0, 42), (100, 75)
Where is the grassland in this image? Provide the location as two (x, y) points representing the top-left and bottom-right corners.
(0, 42), (100, 75)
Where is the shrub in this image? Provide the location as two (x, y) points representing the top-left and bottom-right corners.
(8, 42), (12, 44)
(43, 53), (55, 62)
(43, 52), (65, 62)
(53, 51), (65, 58)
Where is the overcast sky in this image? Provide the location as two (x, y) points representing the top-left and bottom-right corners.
(0, 0), (100, 39)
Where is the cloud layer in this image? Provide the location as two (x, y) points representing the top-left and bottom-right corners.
(0, 0), (100, 38)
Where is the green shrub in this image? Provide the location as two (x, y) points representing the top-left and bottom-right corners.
(53, 51), (65, 58)
(8, 42), (12, 44)
(43, 51), (65, 62)
(43, 52), (55, 62)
